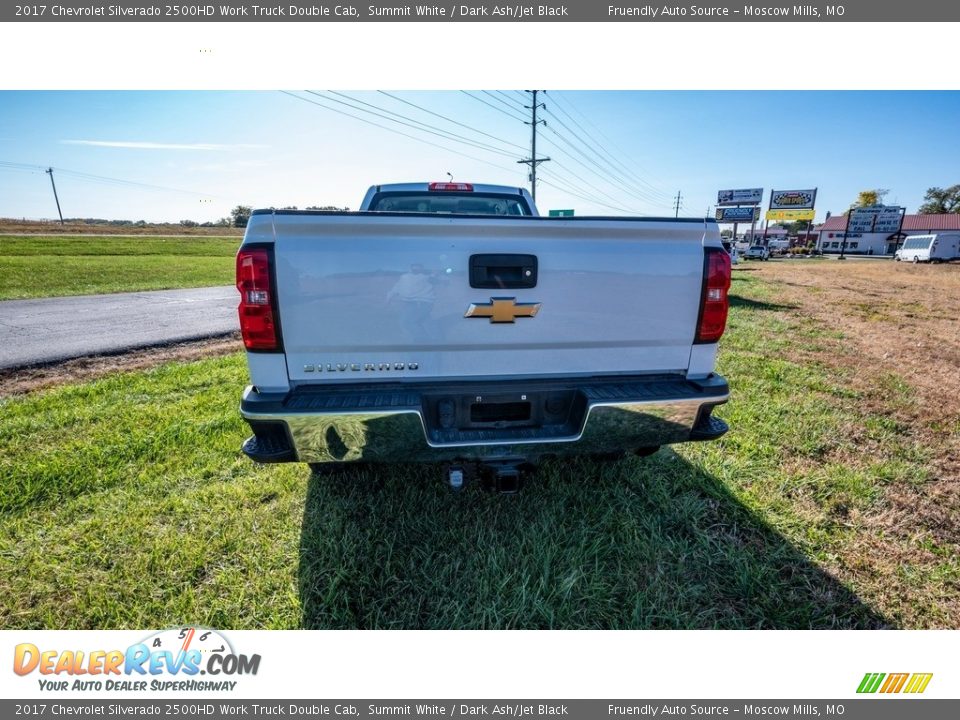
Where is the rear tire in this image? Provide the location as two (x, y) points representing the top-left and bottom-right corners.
(912, 256), (919, 264)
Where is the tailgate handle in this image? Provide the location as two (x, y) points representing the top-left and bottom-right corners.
(469, 254), (538, 289)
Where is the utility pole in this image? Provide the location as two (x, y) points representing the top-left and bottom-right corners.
(517, 90), (550, 202)
(46, 168), (64, 225)
(673, 190), (683, 217)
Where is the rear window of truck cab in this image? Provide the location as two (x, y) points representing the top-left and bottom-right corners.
(367, 192), (532, 216)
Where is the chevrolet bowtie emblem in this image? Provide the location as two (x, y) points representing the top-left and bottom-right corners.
(464, 297), (541, 323)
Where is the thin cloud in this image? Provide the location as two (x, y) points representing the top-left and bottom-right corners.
(188, 160), (269, 172)
(61, 140), (267, 151)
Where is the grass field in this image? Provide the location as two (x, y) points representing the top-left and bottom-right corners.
(0, 235), (238, 300)
(0, 263), (957, 629)
(0, 219), (244, 237)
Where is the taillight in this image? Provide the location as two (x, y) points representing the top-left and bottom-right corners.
(236, 247), (279, 351)
(428, 182), (474, 192)
(695, 247), (732, 344)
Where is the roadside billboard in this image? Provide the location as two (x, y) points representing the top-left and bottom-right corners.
(766, 208), (816, 222)
(873, 206), (906, 233)
(769, 189), (817, 210)
(717, 188), (763, 206)
(846, 206), (905, 234)
(716, 207), (760, 222)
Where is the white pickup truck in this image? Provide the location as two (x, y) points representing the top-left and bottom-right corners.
(236, 182), (731, 491)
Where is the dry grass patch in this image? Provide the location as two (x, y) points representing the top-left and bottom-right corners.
(0, 334), (243, 396)
(749, 260), (959, 624)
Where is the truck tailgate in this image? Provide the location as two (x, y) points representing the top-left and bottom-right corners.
(269, 213), (711, 383)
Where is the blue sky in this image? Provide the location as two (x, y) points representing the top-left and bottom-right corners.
(1, 90), (958, 223)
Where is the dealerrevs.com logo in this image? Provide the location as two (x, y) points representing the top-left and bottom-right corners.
(13, 627), (261, 693)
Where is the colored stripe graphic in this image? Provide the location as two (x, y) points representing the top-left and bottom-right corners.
(857, 672), (933, 694)
(904, 673), (934, 694)
(857, 673), (885, 693)
(880, 673), (909, 693)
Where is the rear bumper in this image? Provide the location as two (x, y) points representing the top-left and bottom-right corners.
(239, 374), (729, 464)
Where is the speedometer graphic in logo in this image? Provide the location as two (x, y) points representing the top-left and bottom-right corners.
(141, 627), (234, 659)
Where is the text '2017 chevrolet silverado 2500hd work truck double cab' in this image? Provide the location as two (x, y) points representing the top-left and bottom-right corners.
(236, 182), (731, 492)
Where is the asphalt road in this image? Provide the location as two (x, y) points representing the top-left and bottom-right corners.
(0, 286), (238, 370)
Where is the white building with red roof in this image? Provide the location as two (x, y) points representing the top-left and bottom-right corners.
(817, 213), (960, 255)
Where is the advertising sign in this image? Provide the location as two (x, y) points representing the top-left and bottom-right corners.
(766, 209), (816, 221)
(769, 188), (817, 210)
(716, 207), (760, 222)
(717, 188), (763, 206)
(874, 206), (906, 233)
(847, 206), (905, 234)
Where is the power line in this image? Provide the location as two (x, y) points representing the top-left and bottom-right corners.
(0, 160), (217, 197)
(537, 170), (638, 214)
(538, 176), (634, 214)
(402, 90), (648, 209)
(541, 105), (670, 207)
(536, 150), (646, 213)
(310, 91), (518, 159)
(376, 91), (527, 152)
(458, 91), (525, 121)
(537, 126), (665, 211)
(478, 91), (529, 120)
(548, 91), (673, 201)
(494, 90), (526, 109)
(548, 91), (670, 196)
(546, 92), (671, 200)
(281, 92), (650, 215)
(281, 92), (521, 177)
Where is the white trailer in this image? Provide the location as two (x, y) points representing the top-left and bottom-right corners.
(895, 233), (960, 263)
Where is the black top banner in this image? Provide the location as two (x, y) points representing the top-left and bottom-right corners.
(4, 1), (957, 22)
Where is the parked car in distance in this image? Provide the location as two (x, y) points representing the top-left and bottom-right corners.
(895, 233), (960, 263)
(744, 245), (770, 261)
(768, 239), (790, 256)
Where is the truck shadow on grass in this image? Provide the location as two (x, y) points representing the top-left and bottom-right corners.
(727, 294), (798, 312)
(297, 451), (887, 629)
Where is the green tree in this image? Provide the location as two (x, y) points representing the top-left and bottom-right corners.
(230, 205), (253, 228)
(917, 185), (960, 214)
(306, 205), (350, 211)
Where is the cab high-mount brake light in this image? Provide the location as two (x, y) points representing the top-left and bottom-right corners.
(236, 248), (280, 352)
(428, 182), (474, 192)
(694, 247), (732, 344)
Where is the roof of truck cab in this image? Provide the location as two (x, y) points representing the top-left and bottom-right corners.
(372, 182), (527, 195)
(251, 208), (716, 223)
